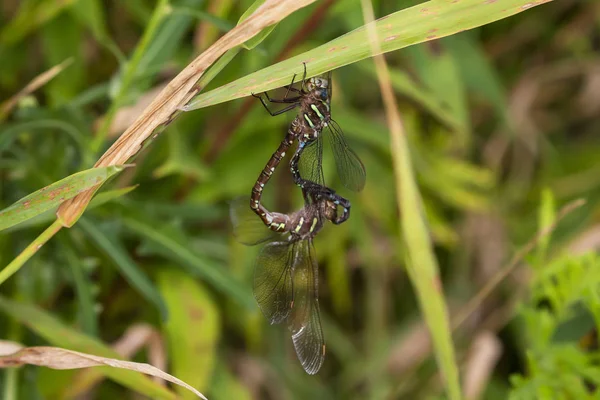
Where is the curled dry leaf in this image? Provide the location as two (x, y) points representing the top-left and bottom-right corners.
(57, 0), (316, 227)
(65, 323), (167, 398)
(0, 343), (207, 400)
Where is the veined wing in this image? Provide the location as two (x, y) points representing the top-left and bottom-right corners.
(328, 120), (366, 192)
(297, 136), (325, 187)
(230, 196), (277, 246)
(254, 241), (294, 325)
(289, 240), (325, 375)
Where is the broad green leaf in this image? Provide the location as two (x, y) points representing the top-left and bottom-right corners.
(78, 217), (168, 320)
(158, 269), (219, 398)
(0, 297), (177, 399)
(0, 165), (127, 232)
(184, 0), (551, 110)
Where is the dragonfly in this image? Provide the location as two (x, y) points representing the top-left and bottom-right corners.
(249, 65), (366, 231)
(230, 191), (340, 375)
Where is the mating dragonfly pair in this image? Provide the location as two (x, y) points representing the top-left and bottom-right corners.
(230, 65), (366, 374)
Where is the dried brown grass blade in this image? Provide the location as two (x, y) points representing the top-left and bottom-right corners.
(57, 0), (316, 227)
(0, 58), (73, 120)
(0, 342), (207, 400)
(64, 324), (167, 398)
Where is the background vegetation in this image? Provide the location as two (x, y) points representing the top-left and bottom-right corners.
(1, 0), (599, 399)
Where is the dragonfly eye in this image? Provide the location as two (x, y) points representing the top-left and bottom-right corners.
(319, 90), (328, 101)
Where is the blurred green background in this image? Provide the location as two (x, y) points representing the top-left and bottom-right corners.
(1, 0), (600, 399)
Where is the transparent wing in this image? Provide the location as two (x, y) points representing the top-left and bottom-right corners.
(289, 240), (325, 375)
(254, 241), (294, 325)
(229, 196), (277, 246)
(328, 120), (366, 192)
(297, 137), (325, 186)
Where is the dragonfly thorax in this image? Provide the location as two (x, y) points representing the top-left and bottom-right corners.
(299, 77), (331, 135)
(287, 199), (338, 241)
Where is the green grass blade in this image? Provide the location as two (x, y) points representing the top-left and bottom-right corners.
(356, 62), (463, 133)
(170, 7), (233, 32)
(0, 220), (63, 287)
(0, 0), (75, 46)
(0, 297), (176, 399)
(444, 34), (508, 123)
(0, 165), (126, 232)
(395, 125), (462, 399)
(70, 0), (120, 57)
(5, 186), (137, 233)
(78, 217), (168, 320)
(136, 0), (204, 76)
(359, 0), (461, 395)
(60, 237), (99, 336)
(90, 0), (170, 153)
(184, 0), (552, 110)
(122, 215), (254, 307)
(238, 0), (277, 50)
(0, 119), (86, 155)
(158, 269), (219, 398)
(41, 13), (84, 105)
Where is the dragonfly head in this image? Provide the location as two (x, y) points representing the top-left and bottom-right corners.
(306, 77), (330, 104)
(322, 199), (338, 223)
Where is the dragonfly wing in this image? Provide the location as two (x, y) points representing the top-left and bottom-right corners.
(328, 120), (366, 192)
(254, 241), (294, 325)
(230, 196), (278, 245)
(298, 137), (325, 187)
(289, 240), (325, 375)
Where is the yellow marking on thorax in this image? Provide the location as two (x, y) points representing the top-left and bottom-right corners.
(310, 104), (324, 120)
(303, 114), (314, 128)
(309, 217), (318, 233)
(294, 217), (305, 233)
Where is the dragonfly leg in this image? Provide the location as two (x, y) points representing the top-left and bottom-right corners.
(264, 91), (301, 104)
(252, 93), (298, 116)
(282, 73), (297, 99)
(283, 86), (301, 94)
(300, 62), (308, 92)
